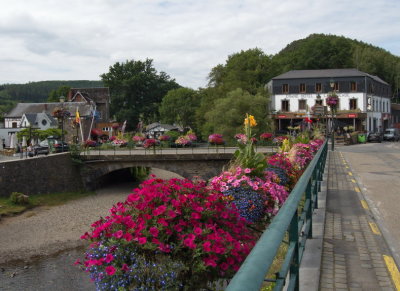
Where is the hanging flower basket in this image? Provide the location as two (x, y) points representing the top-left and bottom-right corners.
(326, 93), (339, 108)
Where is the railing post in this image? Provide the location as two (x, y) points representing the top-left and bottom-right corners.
(306, 179), (313, 238)
(289, 211), (300, 291)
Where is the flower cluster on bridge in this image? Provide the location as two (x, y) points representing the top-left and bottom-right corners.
(78, 114), (325, 290)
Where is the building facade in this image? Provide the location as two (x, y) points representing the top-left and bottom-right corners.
(267, 69), (392, 133)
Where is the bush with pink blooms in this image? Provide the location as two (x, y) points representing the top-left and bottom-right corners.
(80, 178), (258, 290)
(208, 134), (224, 145)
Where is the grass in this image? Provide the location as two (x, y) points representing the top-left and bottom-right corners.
(0, 190), (95, 217)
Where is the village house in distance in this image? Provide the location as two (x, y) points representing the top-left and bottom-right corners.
(1, 87), (111, 147)
(267, 68), (393, 132)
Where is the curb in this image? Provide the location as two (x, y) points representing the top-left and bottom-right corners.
(298, 150), (330, 290)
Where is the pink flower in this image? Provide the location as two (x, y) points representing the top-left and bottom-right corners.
(194, 227), (203, 235)
(220, 262), (229, 271)
(105, 254), (114, 263)
(203, 256), (218, 267)
(191, 212), (201, 219)
(244, 168), (251, 174)
(105, 265), (116, 276)
(149, 227), (159, 237)
(124, 232), (133, 242)
(121, 264), (130, 272)
(138, 237), (147, 244)
(113, 230), (123, 239)
(203, 241), (212, 252)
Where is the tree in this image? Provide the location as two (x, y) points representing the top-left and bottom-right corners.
(101, 59), (180, 131)
(48, 85), (71, 102)
(159, 88), (200, 131)
(208, 48), (274, 95)
(201, 88), (272, 142)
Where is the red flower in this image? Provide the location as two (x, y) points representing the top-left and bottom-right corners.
(149, 227), (159, 237)
(121, 264), (130, 272)
(105, 254), (114, 263)
(105, 265), (116, 276)
(138, 237), (147, 244)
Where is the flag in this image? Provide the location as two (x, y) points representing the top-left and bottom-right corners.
(75, 109), (81, 123)
(121, 120), (127, 134)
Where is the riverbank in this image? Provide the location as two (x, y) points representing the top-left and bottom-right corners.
(0, 169), (182, 265)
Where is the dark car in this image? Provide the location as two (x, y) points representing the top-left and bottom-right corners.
(33, 140), (50, 156)
(367, 132), (382, 143)
(33, 139), (69, 156)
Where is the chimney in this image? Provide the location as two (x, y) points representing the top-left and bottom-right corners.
(44, 104), (48, 111)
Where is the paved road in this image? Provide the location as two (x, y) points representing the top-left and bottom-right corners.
(338, 142), (400, 268)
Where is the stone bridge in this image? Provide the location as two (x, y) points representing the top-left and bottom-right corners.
(80, 151), (234, 189)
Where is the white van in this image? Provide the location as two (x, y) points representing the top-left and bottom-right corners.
(383, 128), (400, 141)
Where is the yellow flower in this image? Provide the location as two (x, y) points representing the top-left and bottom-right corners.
(244, 114), (257, 127)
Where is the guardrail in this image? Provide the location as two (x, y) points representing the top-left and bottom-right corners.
(226, 140), (328, 291)
(77, 143), (279, 157)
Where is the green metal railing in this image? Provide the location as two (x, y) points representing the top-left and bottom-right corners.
(226, 140), (328, 291)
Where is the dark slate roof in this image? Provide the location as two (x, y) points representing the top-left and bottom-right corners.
(22, 112), (58, 127)
(272, 68), (388, 85)
(5, 102), (93, 118)
(69, 88), (110, 104)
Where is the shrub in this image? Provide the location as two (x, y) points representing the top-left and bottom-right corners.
(10, 192), (29, 205)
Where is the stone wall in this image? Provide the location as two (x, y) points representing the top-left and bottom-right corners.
(0, 153), (84, 198)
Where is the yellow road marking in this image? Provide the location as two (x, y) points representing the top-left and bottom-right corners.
(345, 166), (349, 169)
(369, 222), (381, 235)
(383, 255), (400, 290)
(351, 179), (356, 183)
(354, 186), (361, 193)
(348, 172), (353, 176)
(361, 200), (369, 210)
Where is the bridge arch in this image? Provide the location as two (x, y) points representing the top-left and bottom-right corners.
(81, 153), (232, 190)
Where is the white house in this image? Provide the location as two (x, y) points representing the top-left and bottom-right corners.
(267, 68), (392, 132)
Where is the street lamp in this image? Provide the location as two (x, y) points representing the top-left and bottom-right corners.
(60, 96), (65, 152)
(326, 79), (339, 151)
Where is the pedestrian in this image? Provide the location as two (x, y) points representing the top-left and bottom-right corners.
(27, 144), (34, 157)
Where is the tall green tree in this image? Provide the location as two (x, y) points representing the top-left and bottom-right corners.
(159, 87), (200, 131)
(48, 85), (71, 102)
(101, 59), (180, 130)
(202, 88), (272, 142)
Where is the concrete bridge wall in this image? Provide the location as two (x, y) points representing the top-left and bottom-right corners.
(0, 153), (84, 198)
(81, 153), (232, 190)
(0, 152), (233, 197)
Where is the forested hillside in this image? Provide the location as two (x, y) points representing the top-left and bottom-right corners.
(0, 80), (103, 103)
(272, 34), (400, 93)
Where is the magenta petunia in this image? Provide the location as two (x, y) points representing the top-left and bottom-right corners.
(105, 265), (116, 276)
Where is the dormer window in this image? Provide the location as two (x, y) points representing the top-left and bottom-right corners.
(42, 119), (47, 126)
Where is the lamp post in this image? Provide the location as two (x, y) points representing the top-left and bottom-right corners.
(60, 96), (65, 152)
(327, 79), (339, 151)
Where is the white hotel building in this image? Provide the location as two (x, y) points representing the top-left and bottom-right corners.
(267, 69), (392, 133)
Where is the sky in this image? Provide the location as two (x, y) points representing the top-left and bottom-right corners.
(0, 0), (399, 89)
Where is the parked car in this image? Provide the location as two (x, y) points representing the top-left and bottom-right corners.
(383, 128), (400, 141)
(367, 132), (382, 143)
(33, 139), (69, 156)
(33, 140), (50, 156)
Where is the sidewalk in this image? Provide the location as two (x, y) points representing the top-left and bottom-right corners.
(319, 150), (397, 290)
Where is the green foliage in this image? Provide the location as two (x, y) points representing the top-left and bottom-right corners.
(101, 59), (180, 130)
(48, 85), (71, 102)
(9, 192), (29, 205)
(164, 130), (180, 141)
(130, 166), (150, 182)
(294, 132), (310, 144)
(201, 88), (272, 141)
(159, 87), (200, 131)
